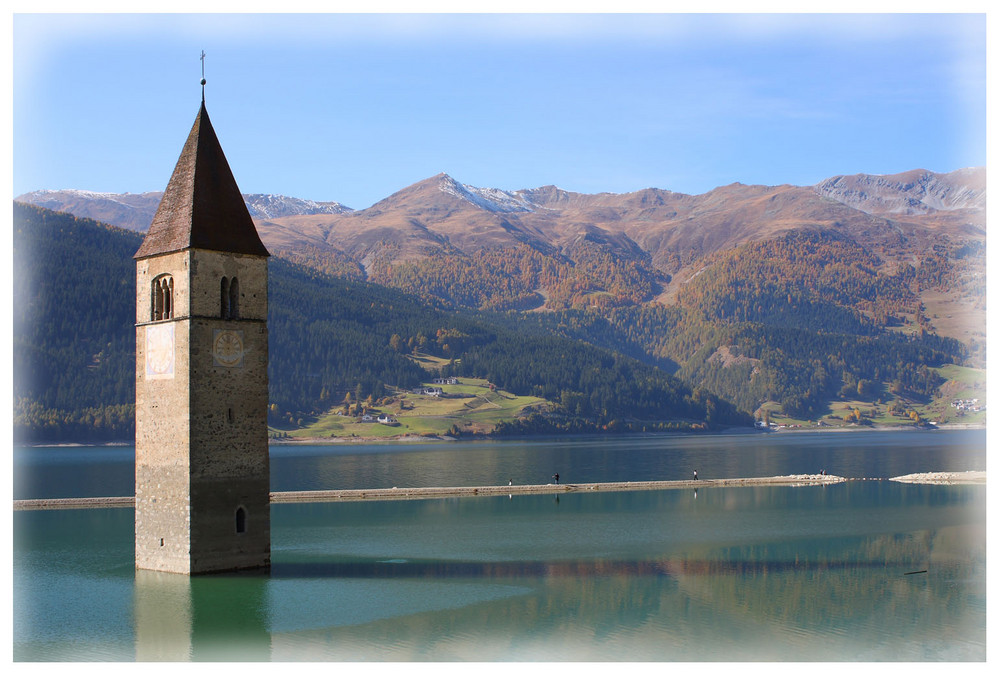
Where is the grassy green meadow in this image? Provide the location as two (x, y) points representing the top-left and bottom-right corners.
(273, 374), (549, 441)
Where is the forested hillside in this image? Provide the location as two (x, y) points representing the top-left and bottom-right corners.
(662, 230), (972, 417)
(13, 203), (742, 441)
(500, 231), (971, 421)
(367, 240), (666, 311)
(13, 196), (981, 442)
(13, 204), (140, 440)
(15, 162), (987, 441)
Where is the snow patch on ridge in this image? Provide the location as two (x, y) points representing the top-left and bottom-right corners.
(438, 175), (537, 213)
(243, 193), (353, 218)
(25, 189), (152, 205)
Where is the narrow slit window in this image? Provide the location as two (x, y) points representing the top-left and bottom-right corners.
(229, 277), (240, 319)
(164, 277), (173, 318)
(235, 507), (247, 534)
(221, 277), (230, 319)
(153, 282), (162, 321)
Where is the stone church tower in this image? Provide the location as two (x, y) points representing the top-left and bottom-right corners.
(134, 97), (271, 574)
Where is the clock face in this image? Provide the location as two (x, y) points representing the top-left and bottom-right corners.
(145, 323), (175, 380)
(213, 329), (245, 368)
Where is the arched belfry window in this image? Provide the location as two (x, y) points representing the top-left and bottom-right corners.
(235, 506), (247, 534)
(221, 277), (240, 319)
(151, 275), (174, 321)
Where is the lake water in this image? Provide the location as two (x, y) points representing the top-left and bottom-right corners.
(13, 430), (987, 661)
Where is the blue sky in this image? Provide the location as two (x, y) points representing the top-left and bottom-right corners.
(13, 12), (987, 210)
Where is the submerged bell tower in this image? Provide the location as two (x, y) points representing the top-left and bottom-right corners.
(134, 82), (271, 574)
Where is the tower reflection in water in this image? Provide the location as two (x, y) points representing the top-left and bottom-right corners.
(134, 569), (271, 661)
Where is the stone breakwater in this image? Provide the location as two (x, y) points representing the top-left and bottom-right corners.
(13, 475), (846, 510)
(271, 475), (846, 503)
(13, 496), (136, 511)
(889, 470), (986, 484)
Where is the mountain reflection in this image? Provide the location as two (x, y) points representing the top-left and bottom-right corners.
(130, 524), (983, 661)
(269, 556), (906, 580)
(265, 528), (984, 661)
(270, 521), (983, 582)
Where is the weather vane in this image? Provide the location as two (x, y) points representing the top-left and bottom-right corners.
(200, 50), (207, 100)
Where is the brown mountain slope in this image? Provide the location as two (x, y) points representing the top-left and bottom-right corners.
(262, 170), (984, 278)
(15, 190), (164, 232)
(815, 167), (986, 217)
(17, 168), (985, 326)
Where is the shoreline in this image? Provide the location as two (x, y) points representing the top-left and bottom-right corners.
(14, 470), (986, 510)
(266, 421), (988, 446)
(19, 423), (985, 448)
(270, 422), (986, 445)
(14, 423), (987, 448)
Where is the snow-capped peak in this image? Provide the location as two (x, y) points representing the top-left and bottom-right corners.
(438, 175), (537, 213)
(28, 188), (152, 203)
(243, 193), (353, 218)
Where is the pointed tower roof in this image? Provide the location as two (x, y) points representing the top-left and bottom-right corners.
(135, 101), (269, 259)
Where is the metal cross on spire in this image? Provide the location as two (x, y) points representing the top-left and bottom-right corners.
(200, 50), (207, 101)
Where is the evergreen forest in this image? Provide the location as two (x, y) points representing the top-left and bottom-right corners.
(13, 202), (976, 442)
(14, 203), (749, 441)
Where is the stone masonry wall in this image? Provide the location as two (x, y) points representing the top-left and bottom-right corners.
(135, 252), (193, 572)
(135, 249), (270, 574)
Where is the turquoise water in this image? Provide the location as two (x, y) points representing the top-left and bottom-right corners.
(12, 431), (987, 661)
(14, 429), (987, 498)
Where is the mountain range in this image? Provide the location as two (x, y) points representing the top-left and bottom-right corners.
(16, 189), (352, 231)
(16, 167), (986, 333)
(12, 165), (987, 441)
(19, 166), (984, 235)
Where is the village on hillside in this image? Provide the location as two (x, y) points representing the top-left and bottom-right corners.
(269, 371), (548, 442)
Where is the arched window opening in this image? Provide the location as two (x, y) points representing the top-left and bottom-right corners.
(221, 277), (230, 318)
(229, 277), (240, 319)
(151, 275), (174, 321)
(235, 507), (247, 534)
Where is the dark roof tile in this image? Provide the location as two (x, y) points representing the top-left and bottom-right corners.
(135, 102), (269, 259)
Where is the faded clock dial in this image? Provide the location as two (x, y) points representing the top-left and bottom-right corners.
(213, 329), (245, 367)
